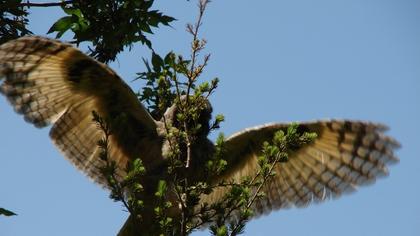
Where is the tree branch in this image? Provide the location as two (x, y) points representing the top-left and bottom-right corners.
(20, 1), (73, 7)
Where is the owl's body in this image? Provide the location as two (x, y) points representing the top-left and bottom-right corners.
(0, 37), (400, 235)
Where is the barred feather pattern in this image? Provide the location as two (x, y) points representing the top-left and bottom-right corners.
(200, 120), (400, 217)
(0, 36), (160, 186)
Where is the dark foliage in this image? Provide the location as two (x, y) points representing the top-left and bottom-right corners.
(0, 0), (32, 44)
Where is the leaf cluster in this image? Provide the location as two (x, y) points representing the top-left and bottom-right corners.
(0, 0), (32, 44)
(137, 52), (186, 120)
(92, 111), (146, 218)
(48, 0), (175, 63)
(0, 0), (174, 63)
(205, 124), (317, 236)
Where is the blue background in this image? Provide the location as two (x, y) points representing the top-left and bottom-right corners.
(1, 0), (419, 235)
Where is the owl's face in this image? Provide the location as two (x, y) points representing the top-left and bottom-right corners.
(159, 96), (213, 168)
(162, 95), (213, 138)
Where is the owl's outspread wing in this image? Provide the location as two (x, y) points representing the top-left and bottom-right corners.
(201, 120), (400, 217)
(1, 37), (401, 233)
(0, 36), (162, 186)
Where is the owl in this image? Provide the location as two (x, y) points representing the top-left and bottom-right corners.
(0, 37), (400, 235)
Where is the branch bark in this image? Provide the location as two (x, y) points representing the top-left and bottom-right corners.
(20, 1), (73, 7)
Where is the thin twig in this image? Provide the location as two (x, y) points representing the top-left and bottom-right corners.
(185, 0), (209, 101)
(184, 0), (210, 168)
(173, 180), (188, 236)
(96, 117), (135, 217)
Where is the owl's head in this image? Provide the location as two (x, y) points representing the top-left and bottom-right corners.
(162, 95), (213, 138)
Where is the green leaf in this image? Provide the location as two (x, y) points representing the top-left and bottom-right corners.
(133, 183), (143, 193)
(152, 52), (164, 72)
(161, 15), (176, 25)
(216, 225), (228, 236)
(47, 16), (73, 38)
(164, 52), (175, 64)
(136, 200), (144, 208)
(132, 159), (146, 174)
(216, 133), (225, 146)
(0, 208), (17, 217)
(198, 81), (210, 92)
(62, 7), (83, 18)
(155, 180), (167, 198)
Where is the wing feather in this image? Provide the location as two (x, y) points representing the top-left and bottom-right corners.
(201, 120), (400, 218)
(0, 36), (162, 186)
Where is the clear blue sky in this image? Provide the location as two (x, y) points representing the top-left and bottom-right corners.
(1, 0), (419, 235)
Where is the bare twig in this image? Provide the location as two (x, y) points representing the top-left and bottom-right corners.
(186, 0), (210, 89)
(20, 0), (73, 7)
